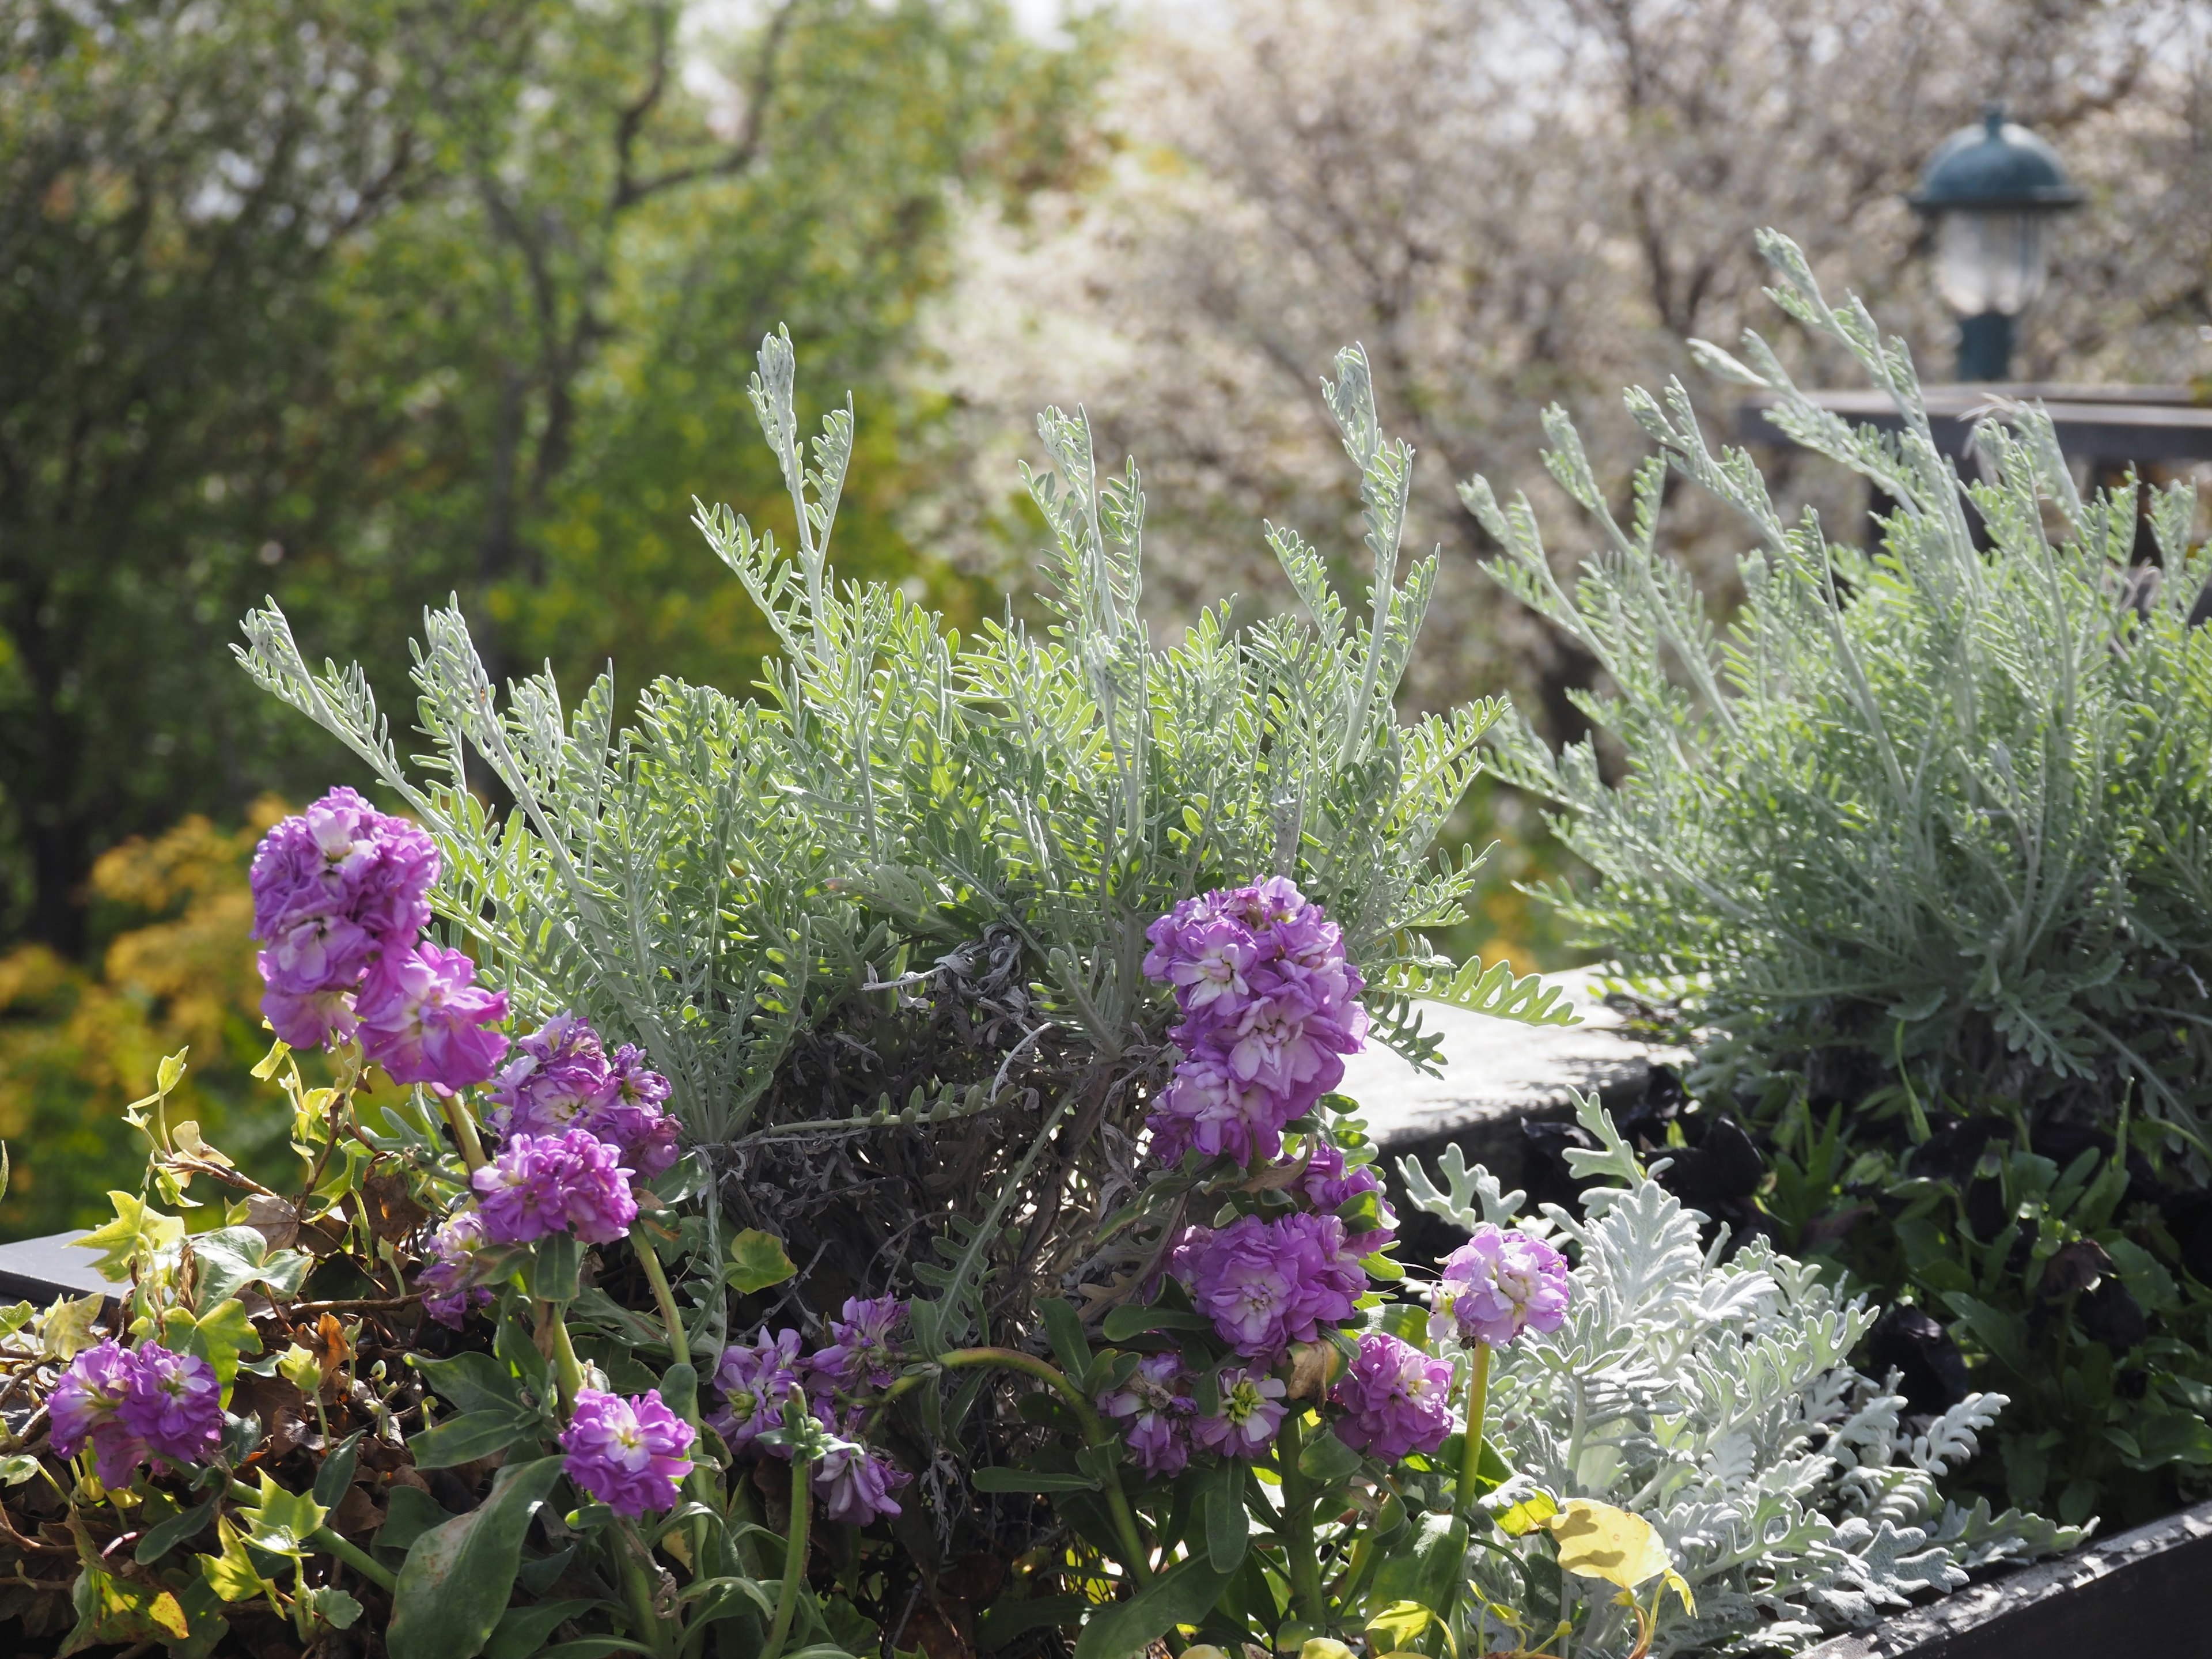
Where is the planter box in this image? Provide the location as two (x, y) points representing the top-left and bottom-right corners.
(1807, 1495), (2212, 1658)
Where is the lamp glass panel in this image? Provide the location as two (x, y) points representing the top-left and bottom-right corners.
(1935, 210), (2048, 317)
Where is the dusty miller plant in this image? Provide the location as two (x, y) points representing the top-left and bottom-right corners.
(1467, 229), (2212, 1145)
(233, 329), (1567, 1372)
(1402, 1097), (2081, 1656)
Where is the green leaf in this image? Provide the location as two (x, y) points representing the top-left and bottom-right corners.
(497, 1300), (554, 1402)
(239, 1471), (327, 1554)
(388, 1457), (569, 1659)
(1100, 1303), (1210, 1342)
(726, 1229), (798, 1294)
(408, 1408), (542, 1470)
(192, 1225), (312, 1307)
(1367, 1511), (1468, 1616)
(1041, 1298), (1093, 1385)
(0, 1453), (40, 1487)
(198, 1515), (279, 1607)
(302, 1585), (365, 1630)
(76, 1192), (184, 1282)
(486, 1598), (605, 1659)
(971, 1467), (1100, 1494)
(1495, 1489), (1559, 1537)
(64, 1559), (192, 1653)
(526, 1234), (582, 1302)
(313, 1431), (364, 1508)
(979, 1594), (1087, 1651)
(1071, 1554), (1234, 1659)
(1296, 1425), (1364, 1483)
(374, 1486), (456, 1559)
(415, 1350), (530, 1415)
(658, 1361), (700, 1428)
(1380, 956), (1578, 1028)
(1203, 1479), (1248, 1573)
(161, 1299), (263, 1400)
(136, 1495), (221, 1565)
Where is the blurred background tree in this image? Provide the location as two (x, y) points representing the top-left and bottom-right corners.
(7, 0), (2212, 1237)
(0, 0), (1098, 1234)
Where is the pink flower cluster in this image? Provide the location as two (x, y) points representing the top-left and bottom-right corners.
(250, 788), (507, 1090)
(1097, 1351), (1293, 1479)
(1330, 1332), (1455, 1463)
(486, 1013), (680, 1179)
(559, 1387), (695, 1517)
(706, 1297), (911, 1526)
(50, 1339), (221, 1484)
(1433, 1225), (1571, 1349)
(1169, 1211), (1367, 1361)
(1141, 878), (1368, 1167)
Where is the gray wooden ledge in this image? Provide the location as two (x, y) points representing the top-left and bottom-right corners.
(0, 1228), (115, 1307)
(1342, 967), (1691, 1179)
(1807, 1495), (2212, 1658)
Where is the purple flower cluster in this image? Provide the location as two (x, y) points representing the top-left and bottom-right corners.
(1330, 1332), (1455, 1463)
(1097, 1351), (1196, 1479)
(249, 788), (508, 1089)
(1171, 1211), (1366, 1360)
(418, 1209), (494, 1330)
(471, 1128), (640, 1246)
(50, 1339), (221, 1484)
(1433, 1225), (1571, 1350)
(559, 1387), (696, 1517)
(1299, 1142), (1398, 1255)
(706, 1298), (911, 1526)
(1141, 878), (1368, 1167)
(487, 1013), (680, 1179)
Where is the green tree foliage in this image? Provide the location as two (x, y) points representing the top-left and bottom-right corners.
(0, 0), (1093, 954)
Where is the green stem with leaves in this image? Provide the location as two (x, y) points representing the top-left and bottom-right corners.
(632, 1224), (691, 1365)
(936, 1347), (1153, 1585)
(227, 1479), (397, 1593)
(1275, 1410), (1328, 1630)
(440, 1092), (488, 1174)
(543, 1306), (586, 1411)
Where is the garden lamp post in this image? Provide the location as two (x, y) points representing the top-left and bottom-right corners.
(1907, 105), (2084, 381)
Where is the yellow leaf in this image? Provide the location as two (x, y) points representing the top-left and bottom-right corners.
(1548, 1499), (1673, 1593)
(76, 1192), (184, 1282)
(40, 1293), (105, 1362)
(172, 1121), (234, 1169)
(276, 1343), (324, 1395)
(1496, 1488), (1560, 1537)
(1662, 1569), (1696, 1616)
(1364, 1601), (1438, 1652)
(199, 1514), (278, 1605)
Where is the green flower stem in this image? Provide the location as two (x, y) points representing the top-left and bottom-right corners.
(1275, 1410), (1329, 1630)
(543, 1304), (587, 1411)
(615, 1517), (675, 1659)
(1453, 1342), (1493, 1527)
(226, 1479), (398, 1594)
(757, 1445), (813, 1659)
(936, 1347), (1153, 1586)
(440, 1092), (489, 1174)
(631, 1225), (692, 1368)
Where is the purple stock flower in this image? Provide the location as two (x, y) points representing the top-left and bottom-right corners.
(1145, 1056), (1295, 1168)
(1179, 1211), (1364, 1359)
(358, 943), (510, 1090)
(559, 1388), (695, 1517)
(487, 1019), (683, 1179)
(1434, 1225), (1571, 1350)
(251, 789), (440, 1050)
(473, 1128), (638, 1245)
(710, 1329), (804, 1453)
(48, 1340), (151, 1486)
(1142, 878), (1369, 1173)
(260, 983), (362, 1053)
(418, 1209), (493, 1330)
(1097, 1351), (1194, 1480)
(119, 1343), (222, 1467)
(487, 1013), (611, 1137)
(1300, 1143), (1398, 1253)
(810, 1297), (906, 1395)
(1191, 1366), (1287, 1459)
(1330, 1332), (1455, 1463)
(813, 1429), (909, 1525)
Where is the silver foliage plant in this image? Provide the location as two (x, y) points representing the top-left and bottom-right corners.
(1402, 1099), (2082, 1656)
(1465, 228), (2212, 1138)
(232, 328), (1568, 1348)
